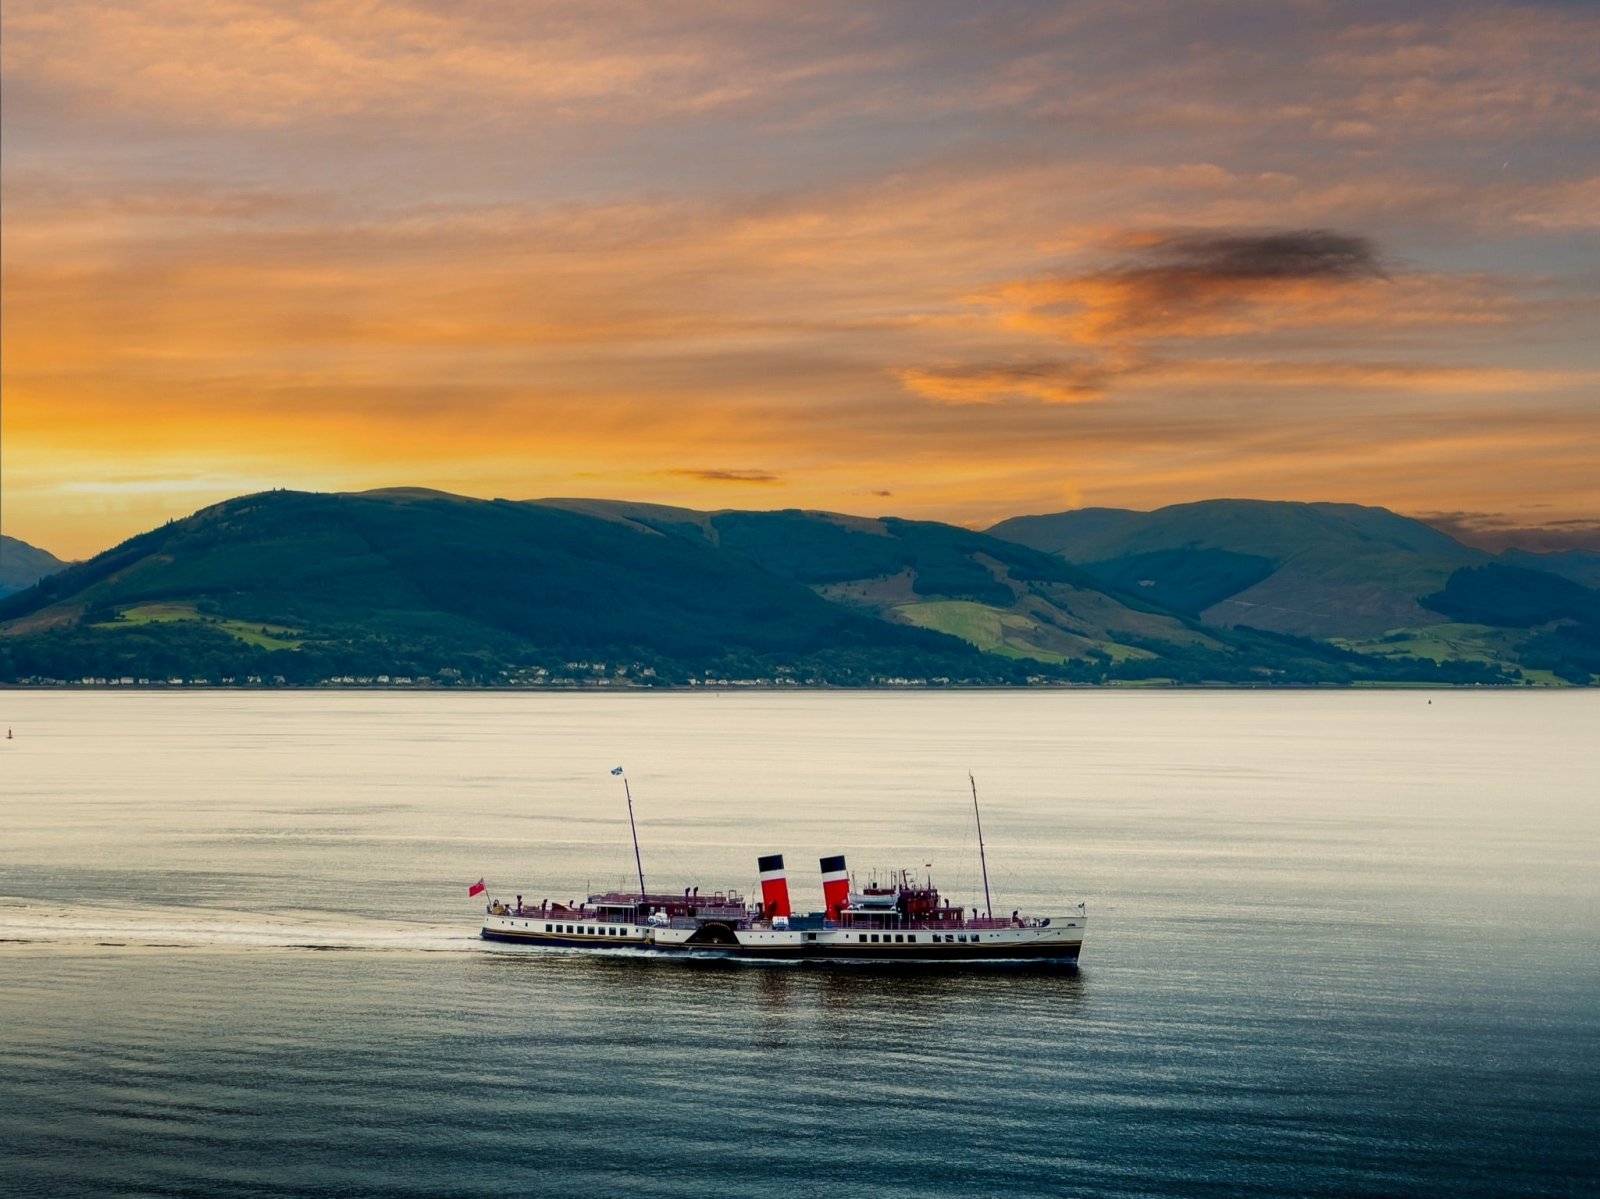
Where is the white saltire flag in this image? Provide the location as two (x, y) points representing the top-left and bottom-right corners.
(611, 766), (624, 775)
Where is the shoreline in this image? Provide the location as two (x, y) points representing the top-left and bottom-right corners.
(0, 679), (1576, 691)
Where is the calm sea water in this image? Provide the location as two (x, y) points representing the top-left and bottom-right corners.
(1, 690), (1596, 1198)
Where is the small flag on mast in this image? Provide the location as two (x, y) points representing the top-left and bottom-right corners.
(611, 766), (624, 775)
(468, 878), (486, 897)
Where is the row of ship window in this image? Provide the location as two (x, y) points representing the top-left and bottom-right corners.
(855, 933), (980, 943)
(530, 923), (983, 944)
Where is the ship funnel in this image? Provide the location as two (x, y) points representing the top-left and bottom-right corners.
(820, 854), (849, 918)
(757, 854), (792, 919)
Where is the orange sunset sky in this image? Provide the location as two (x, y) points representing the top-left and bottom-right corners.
(3, 0), (1598, 560)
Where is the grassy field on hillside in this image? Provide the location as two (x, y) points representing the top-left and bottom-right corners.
(894, 600), (1157, 664)
(1333, 623), (1562, 685)
(895, 600), (1064, 661)
(102, 603), (304, 650)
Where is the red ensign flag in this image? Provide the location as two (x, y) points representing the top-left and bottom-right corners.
(468, 878), (486, 897)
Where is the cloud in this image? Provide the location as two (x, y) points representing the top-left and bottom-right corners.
(1416, 510), (1600, 554)
(4, 2), (1599, 557)
(1313, 9), (1600, 142)
(899, 228), (1570, 408)
(0, 0), (737, 129)
(985, 227), (1391, 350)
(663, 469), (782, 484)
(1124, 229), (1387, 282)
(1509, 175), (1600, 232)
(1144, 359), (1593, 396)
(895, 359), (1110, 405)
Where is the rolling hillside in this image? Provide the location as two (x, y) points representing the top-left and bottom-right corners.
(0, 535), (67, 598)
(989, 499), (1597, 683)
(536, 500), (1214, 666)
(991, 500), (1487, 638)
(1500, 548), (1600, 589)
(987, 508), (1144, 559)
(0, 489), (1548, 686)
(0, 490), (991, 685)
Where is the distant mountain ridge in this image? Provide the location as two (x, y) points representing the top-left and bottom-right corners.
(0, 535), (67, 598)
(991, 499), (1485, 638)
(0, 489), (990, 685)
(987, 499), (1598, 682)
(532, 498), (1215, 667)
(1500, 548), (1600, 589)
(0, 490), (1589, 685)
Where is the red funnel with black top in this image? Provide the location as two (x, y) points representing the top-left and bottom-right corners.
(757, 853), (791, 919)
(820, 854), (849, 918)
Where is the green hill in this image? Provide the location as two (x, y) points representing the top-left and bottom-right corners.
(535, 500), (1216, 665)
(987, 499), (1597, 683)
(986, 508), (1141, 558)
(0, 535), (67, 598)
(1419, 563), (1600, 684)
(1500, 548), (1600, 589)
(990, 499), (1488, 639)
(0, 490), (995, 685)
(0, 490), (1531, 687)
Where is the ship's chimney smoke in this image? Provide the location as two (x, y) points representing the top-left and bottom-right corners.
(757, 854), (791, 919)
(820, 854), (849, 918)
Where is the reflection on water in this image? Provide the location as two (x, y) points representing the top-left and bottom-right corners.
(485, 950), (1091, 1034)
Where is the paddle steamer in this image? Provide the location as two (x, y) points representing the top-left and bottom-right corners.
(478, 774), (1086, 963)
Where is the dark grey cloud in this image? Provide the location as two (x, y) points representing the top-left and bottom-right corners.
(1117, 229), (1387, 284)
(984, 227), (1398, 351)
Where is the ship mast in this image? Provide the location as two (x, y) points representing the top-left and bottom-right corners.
(970, 772), (993, 920)
(617, 769), (647, 900)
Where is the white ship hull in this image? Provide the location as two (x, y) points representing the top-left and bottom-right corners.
(482, 913), (1085, 962)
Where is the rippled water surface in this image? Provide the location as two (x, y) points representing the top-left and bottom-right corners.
(2, 690), (1596, 1197)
